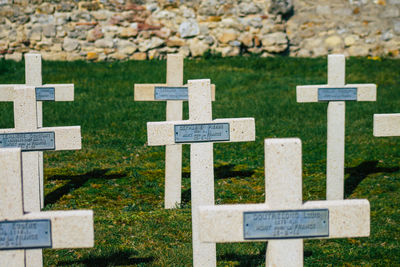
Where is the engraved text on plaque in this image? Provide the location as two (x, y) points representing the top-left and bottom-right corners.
(0, 132), (55, 151)
(318, 88), (357, 101)
(0, 220), (52, 250)
(154, 86), (188, 100)
(35, 87), (55, 101)
(174, 123), (230, 143)
(243, 209), (329, 239)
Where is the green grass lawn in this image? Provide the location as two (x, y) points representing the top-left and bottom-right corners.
(0, 56), (399, 266)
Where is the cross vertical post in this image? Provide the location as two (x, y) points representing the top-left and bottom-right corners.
(189, 80), (216, 266)
(25, 54), (45, 213)
(265, 139), (303, 265)
(23, 54), (44, 267)
(326, 55), (346, 200)
(0, 147), (25, 265)
(165, 54), (183, 209)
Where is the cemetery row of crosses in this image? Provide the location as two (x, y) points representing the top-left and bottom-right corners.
(0, 53), (397, 266)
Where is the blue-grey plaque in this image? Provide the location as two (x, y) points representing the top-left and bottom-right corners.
(243, 209), (329, 239)
(0, 132), (55, 151)
(174, 123), (230, 143)
(0, 219), (52, 250)
(35, 87), (55, 101)
(318, 88), (357, 101)
(154, 86), (188, 100)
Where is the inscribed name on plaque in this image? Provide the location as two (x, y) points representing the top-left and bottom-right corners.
(318, 88), (357, 101)
(154, 86), (188, 100)
(174, 123), (230, 143)
(243, 209), (329, 239)
(35, 87), (55, 101)
(0, 219), (52, 250)
(0, 132), (55, 151)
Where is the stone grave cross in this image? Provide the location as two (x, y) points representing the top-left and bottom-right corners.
(297, 54), (376, 200)
(147, 79), (255, 266)
(0, 84), (81, 213)
(135, 54), (215, 209)
(0, 53), (76, 209)
(0, 147), (93, 267)
(198, 138), (370, 267)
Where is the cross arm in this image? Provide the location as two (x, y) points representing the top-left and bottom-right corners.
(134, 83), (166, 101)
(0, 126), (81, 150)
(134, 83), (216, 101)
(44, 83), (74, 101)
(147, 118), (255, 146)
(0, 85), (14, 101)
(24, 210), (94, 248)
(198, 199), (369, 243)
(0, 84), (74, 102)
(296, 84), (376, 102)
(373, 113), (400, 136)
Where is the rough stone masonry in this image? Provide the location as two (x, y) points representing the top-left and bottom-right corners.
(0, 0), (399, 61)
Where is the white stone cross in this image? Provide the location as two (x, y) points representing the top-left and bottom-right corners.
(198, 138), (370, 267)
(0, 147), (93, 267)
(147, 79), (255, 266)
(0, 53), (75, 209)
(0, 84), (81, 213)
(297, 54), (376, 200)
(135, 54), (215, 209)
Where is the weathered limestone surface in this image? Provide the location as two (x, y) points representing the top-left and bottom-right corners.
(0, 0), (398, 60)
(374, 114), (400, 136)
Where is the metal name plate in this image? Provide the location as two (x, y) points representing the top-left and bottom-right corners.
(154, 86), (188, 100)
(243, 209), (329, 239)
(318, 87), (357, 101)
(35, 87), (55, 101)
(0, 132), (55, 151)
(174, 123), (230, 143)
(0, 219), (52, 250)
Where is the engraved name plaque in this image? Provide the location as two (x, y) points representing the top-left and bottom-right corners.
(0, 219), (52, 250)
(154, 86), (188, 100)
(0, 132), (55, 151)
(243, 209), (329, 239)
(35, 87), (55, 101)
(174, 123), (230, 143)
(318, 88), (357, 101)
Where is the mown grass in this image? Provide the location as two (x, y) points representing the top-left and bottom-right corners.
(0, 56), (399, 266)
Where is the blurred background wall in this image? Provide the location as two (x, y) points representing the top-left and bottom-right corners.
(0, 0), (398, 61)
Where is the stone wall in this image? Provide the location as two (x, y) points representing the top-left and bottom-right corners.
(0, 0), (399, 61)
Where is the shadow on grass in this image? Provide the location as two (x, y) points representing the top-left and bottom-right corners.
(182, 188), (191, 205)
(45, 168), (127, 206)
(57, 250), (154, 266)
(219, 248), (312, 266)
(181, 164), (255, 204)
(218, 252), (265, 266)
(182, 164), (255, 180)
(345, 160), (399, 197)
